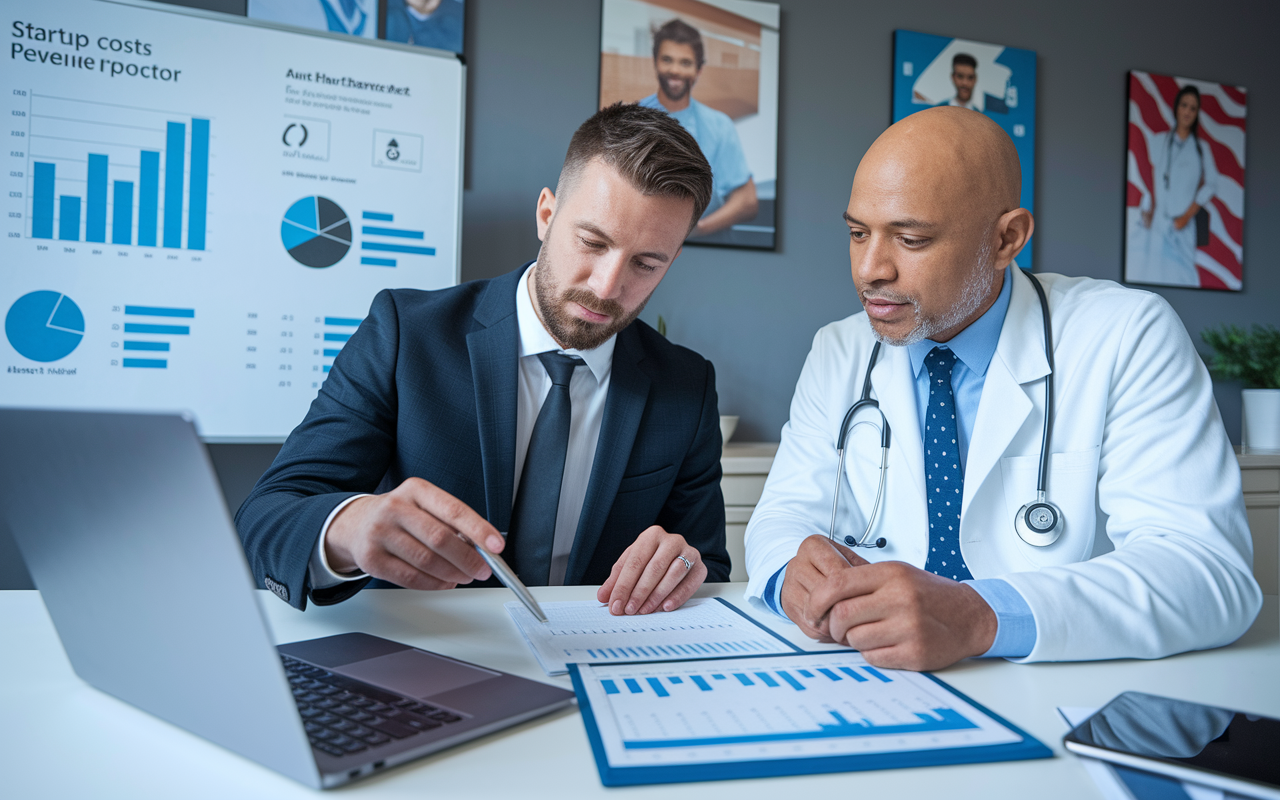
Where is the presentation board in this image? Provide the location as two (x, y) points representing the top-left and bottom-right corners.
(1, 0), (463, 439)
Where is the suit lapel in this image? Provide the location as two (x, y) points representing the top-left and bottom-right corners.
(564, 326), (651, 584)
(465, 268), (526, 532)
(963, 270), (1050, 518)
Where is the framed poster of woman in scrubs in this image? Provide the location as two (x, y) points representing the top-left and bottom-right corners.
(1124, 71), (1247, 291)
(599, 0), (780, 250)
(892, 30), (1036, 270)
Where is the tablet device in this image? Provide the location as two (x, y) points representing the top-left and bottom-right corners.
(1063, 691), (1280, 799)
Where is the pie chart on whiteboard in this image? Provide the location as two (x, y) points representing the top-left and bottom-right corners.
(280, 196), (352, 268)
(5, 291), (85, 362)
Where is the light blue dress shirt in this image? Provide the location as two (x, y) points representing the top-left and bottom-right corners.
(637, 94), (751, 216)
(763, 268), (1038, 659)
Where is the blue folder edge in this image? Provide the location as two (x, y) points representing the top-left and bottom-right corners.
(710, 596), (805, 653)
(568, 654), (1053, 787)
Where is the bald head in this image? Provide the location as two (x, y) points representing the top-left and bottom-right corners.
(860, 107), (1021, 219)
(844, 107), (1034, 346)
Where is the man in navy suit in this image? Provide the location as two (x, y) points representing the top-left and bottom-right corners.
(237, 104), (730, 615)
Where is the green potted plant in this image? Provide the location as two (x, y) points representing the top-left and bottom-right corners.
(1201, 324), (1280, 451)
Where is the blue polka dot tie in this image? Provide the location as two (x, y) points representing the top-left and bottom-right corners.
(923, 347), (972, 581)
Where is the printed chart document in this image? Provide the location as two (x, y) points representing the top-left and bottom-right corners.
(570, 652), (1051, 786)
(505, 598), (800, 675)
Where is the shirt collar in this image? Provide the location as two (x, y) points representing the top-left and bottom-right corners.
(516, 265), (615, 384)
(907, 266), (1013, 379)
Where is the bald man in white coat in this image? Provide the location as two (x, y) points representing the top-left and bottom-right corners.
(744, 108), (1260, 671)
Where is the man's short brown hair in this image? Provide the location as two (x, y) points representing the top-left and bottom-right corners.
(557, 103), (712, 230)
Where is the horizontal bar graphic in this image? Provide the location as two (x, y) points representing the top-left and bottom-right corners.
(777, 671), (805, 691)
(324, 333), (352, 342)
(690, 675), (712, 691)
(123, 358), (167, 369)
(667, 676), (683, 685)
(362, 226), (423, 239)
(323, 349), (341, 357)
(755, 672), (780, 688)
(125, 306), (195, 318)
(646, 678), (670, 697)
(123, 341), (170, 351)
(711, 674), (726, 680)
(362, 211), (393, 221)
(361, 257), (396, 267)
(323, 317), (362, 327)
(623, 709), (978, 750)
(361, 241), (435, 256)
(818, 668), (842, 682)
(797, 670), (815, 678)
(124, 323), (189, 335)
(863, 667), (892, 683)
(733, 673), (753, 686)
(839, 667), (867, 682)
(623, 679), (642, 694)
(323, 364), (331, 373)
(601, 680), (620, 695)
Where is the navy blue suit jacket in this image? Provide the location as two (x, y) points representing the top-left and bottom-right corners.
(235, 265), (729, 609)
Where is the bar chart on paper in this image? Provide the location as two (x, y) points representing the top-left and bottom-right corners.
(574, 652), (1032, 773)
(505, 598), (799, 675)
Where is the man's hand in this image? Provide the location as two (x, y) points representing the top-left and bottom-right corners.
(325, 477), (505, 591)
(597, 526), (707, 615)
(807, 561), (997, 671)
(779, 534), (868, 641)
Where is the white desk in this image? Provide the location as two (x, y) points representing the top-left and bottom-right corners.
(2, 585), (1277, 799)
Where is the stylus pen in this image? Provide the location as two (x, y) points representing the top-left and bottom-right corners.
(470, 535), (548, 623)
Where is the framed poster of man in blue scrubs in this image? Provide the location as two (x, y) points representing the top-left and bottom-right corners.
(892, 30), (1037, 270)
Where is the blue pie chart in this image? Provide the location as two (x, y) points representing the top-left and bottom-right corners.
(5, 291), (85, 362)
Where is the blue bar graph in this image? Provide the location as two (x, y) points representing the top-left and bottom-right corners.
(623, 679), (643, 694)
(646, 678), (670, 698)
(690, 675), (712, 691)
(363, 211), (394, 221)
(323, 365), (331, 373)
(123, 358), (167, 369)
(324, 332), (352, 342)
(362, 241), (435, 256)
(163, 121), (185, 248)
(59, 196), (80, 240)
(601, 680), (620, 695)
(798, 670), (815, 678)
(818, 668), (842, 682)
(86, 154), (108, 243)
(839, 667), (868, 682)
(361, 257), (396, 267)
(139, 150), (159, 247)
(623, 708), (979, 750)
(125, 323), (189, 335)
(123, 341), (169, 351)
(755, 672), (780, 688)
(323, 349), (341, 357)
(863, 667), (893, 683)
(324, 317), (362, 327)
(33, 162), (55, 239)
(667, 677), (683, 685)
(362, 226), (423, 239)
(711, 674), (726, 680)
(187, 118), (209, 250)
(733, 673), (754, 686)
(112, 181), (133, 245)
(125, 306), (195, 318)
(777, 671), (805, 691)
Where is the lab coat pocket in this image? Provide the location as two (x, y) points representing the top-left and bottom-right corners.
(999, 446), (1100, 568)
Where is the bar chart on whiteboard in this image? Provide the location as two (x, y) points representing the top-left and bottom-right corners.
(0, 0), (462, 438)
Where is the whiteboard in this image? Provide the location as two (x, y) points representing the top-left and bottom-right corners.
(1, 0), (463, 440)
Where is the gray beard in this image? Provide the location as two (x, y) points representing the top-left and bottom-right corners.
(872, 228), (997, 347)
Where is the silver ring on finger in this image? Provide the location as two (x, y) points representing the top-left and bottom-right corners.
(676, 555), (693, 571)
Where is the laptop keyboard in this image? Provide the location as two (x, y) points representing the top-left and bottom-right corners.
(281, 655), (464, 758)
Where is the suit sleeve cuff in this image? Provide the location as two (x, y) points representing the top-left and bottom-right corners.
(963, 578), (1037, 659)
(762, 563), (791, 621)
(308, 494), (371, 589)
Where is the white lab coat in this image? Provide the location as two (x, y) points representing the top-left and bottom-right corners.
(744, 272), (1260, 662)
(1128, 132), (1218, 287)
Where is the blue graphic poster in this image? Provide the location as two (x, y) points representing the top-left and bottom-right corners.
(892, 30), (1036, 270)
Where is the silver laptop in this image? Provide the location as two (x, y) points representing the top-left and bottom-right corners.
(0, 408), (574, 789)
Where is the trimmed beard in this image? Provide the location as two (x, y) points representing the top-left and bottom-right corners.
(657, 72), (693, 103)
(868, 226), (997, 347)
(532, 247), (649, 351)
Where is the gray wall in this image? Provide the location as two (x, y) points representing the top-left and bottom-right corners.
(3, 0), (1277, 590)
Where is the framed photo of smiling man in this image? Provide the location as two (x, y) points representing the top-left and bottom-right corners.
(599, 0), (780, 250)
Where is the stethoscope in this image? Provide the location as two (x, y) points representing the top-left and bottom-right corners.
(828, 269), (1064, 550)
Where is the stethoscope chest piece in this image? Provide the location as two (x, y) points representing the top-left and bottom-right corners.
(1015, 493), (1064, 547)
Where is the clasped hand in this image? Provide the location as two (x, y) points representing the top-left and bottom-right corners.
(326, 478), (705, 614)
(780, 535), (997, 671)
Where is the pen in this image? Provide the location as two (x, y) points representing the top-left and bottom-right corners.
(469, 533), (548, 623)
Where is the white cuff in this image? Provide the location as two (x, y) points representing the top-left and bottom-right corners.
(308, 494), (371, 590)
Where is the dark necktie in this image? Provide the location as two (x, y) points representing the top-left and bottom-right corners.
(922, 347), (972, 582)
(508, 351), (581, 586)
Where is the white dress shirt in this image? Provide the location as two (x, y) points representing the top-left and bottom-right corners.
(309, 267), (616, 589)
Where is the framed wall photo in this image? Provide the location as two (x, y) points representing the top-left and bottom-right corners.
(892, 30), (1036, 270)
(1124, 71), (1246, 291)
(600, 0), (780, 250)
